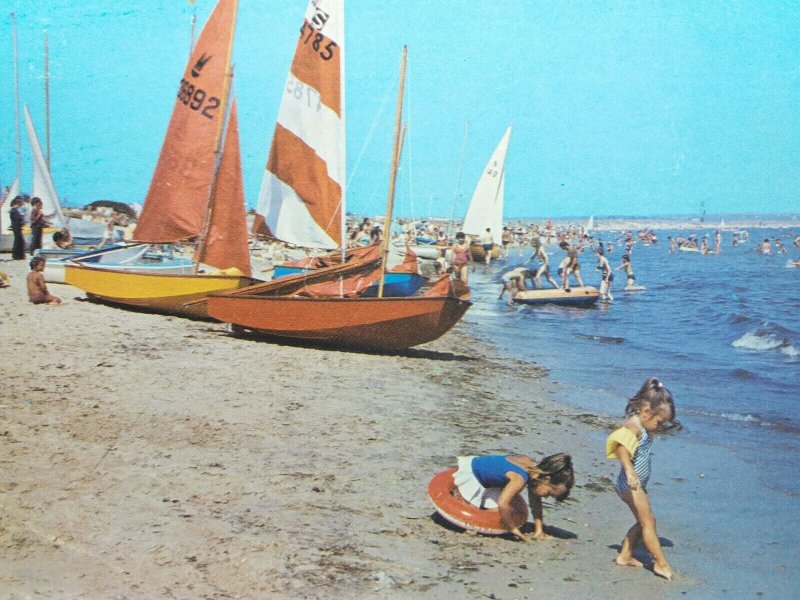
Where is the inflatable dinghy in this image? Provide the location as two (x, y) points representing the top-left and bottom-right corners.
(513, 286), (600, 307)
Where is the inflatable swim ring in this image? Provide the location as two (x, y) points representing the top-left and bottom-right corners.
(428, 467), (528, 535)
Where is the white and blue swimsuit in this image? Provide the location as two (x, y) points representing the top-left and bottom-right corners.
(609, 418), (652, 494)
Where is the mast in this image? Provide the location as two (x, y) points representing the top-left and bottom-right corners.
(12, 12), (21, 183)
(448, 121), (469, 236)
(194, 65), (235, 271)
(44, 31), (51, 169)
(377, 46), (407, 298)
(189, 1), (197, 53)
(338, 0), (347, 262)
(193, 0), (239, 271)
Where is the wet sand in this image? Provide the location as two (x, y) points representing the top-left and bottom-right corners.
(0, 257), (692, 599)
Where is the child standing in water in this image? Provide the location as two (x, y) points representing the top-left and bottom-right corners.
(616, 254), (637, 290)
(607, 377), (677, 580)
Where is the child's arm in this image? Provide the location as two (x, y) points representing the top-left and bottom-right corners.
(615, 445), (640, 491)
(526, 487), (549, 540)
(497, 473), (527, 541)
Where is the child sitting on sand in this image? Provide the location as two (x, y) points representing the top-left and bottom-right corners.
(27, 257), (62, 305)
(607, 377), (677, 580)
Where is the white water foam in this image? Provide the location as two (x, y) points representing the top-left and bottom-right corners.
(732, 329), (798, 358)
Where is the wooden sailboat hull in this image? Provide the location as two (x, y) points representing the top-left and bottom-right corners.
(469, 242), (501, 260)
(64, 264), (259, 318)
(207, 294), (472, 351)
(513, 286), (600, 307)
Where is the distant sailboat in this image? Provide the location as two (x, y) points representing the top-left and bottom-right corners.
(23, 105), (65, 229)
(585, 215), (594, 235)
(66, 0), (258, 318)
(461, 125), (512, 259)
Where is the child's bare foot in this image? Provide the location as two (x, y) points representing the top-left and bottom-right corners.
(653, 562), (674, 580)
(615, 555), (643, 568)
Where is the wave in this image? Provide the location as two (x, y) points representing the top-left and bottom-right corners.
(691, 409), (800, 435)
(574, 333), (625, 344)
(728, 313), (753, 325)
(730, 368), (758, 380)
(732, 326), (799, 359)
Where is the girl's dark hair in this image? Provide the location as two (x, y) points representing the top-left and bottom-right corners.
(625, 377), (676, 425)
(29, 256), (45, 269)
(532, 453), (575, 501)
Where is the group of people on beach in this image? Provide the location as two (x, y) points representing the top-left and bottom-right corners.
(5, 195), (54, 260)
(453, 377), (677, 580)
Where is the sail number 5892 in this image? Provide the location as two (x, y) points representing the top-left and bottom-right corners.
(176, 78), (220, 119)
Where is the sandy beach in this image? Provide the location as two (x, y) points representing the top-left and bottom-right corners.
(2, 256), (697, 599)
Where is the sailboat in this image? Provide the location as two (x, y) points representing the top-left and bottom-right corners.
(460, 125), (512, 260)
(65, 0), (259, 318)
(205, 4), (470, 352)
(253, 0), (425, 297)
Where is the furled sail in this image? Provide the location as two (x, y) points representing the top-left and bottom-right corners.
(134, 0), (239, 243)
(23, 105), (65, 228)
(461, 125), (512, 238)
(197, 99), (251, 275)
(255, 0), (345, 250)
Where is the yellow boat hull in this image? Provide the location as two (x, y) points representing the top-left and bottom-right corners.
(64, 264), (259, 319)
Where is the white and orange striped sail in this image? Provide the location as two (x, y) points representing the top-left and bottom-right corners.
(255, 0), (345, 250)
(196, 99), (251, 276)
(134, 0), (238, 243)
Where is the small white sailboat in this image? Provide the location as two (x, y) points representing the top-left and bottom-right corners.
(461, 125), (512, 259)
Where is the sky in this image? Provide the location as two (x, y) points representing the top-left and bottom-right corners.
(1, 0), (798, 220)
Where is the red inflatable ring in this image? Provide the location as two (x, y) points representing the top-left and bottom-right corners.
(428, 467), (528, 535)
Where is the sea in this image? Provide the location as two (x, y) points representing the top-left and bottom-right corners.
(459, 226), (799, 597)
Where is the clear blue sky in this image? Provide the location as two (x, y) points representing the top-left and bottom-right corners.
(2, 1), (798, 220)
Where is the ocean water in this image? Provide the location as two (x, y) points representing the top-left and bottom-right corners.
(460, 228), (800, 596)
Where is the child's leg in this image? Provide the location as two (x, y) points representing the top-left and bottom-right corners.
(618, 490), (673, 579)
(617, 495), (644, 567)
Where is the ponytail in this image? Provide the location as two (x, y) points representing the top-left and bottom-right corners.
(625, 377), (677, 427)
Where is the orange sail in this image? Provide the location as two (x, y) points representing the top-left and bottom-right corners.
(197, 99), (251, 276)
(134, 0), (239, 243)
(255, 0), (345, 249)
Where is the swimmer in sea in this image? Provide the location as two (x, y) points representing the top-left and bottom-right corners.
(596, 245), (614, 301)
(616, 254), (637, 290)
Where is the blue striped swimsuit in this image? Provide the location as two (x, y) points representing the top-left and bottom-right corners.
(615, 420), (652, 493)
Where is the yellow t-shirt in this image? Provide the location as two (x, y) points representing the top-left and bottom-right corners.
(606, 426), (639, 459)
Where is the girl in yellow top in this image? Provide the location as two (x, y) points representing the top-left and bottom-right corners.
(606, 377), (677, 580)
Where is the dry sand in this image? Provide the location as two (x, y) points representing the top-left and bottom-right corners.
(0, 257), (693, 599)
